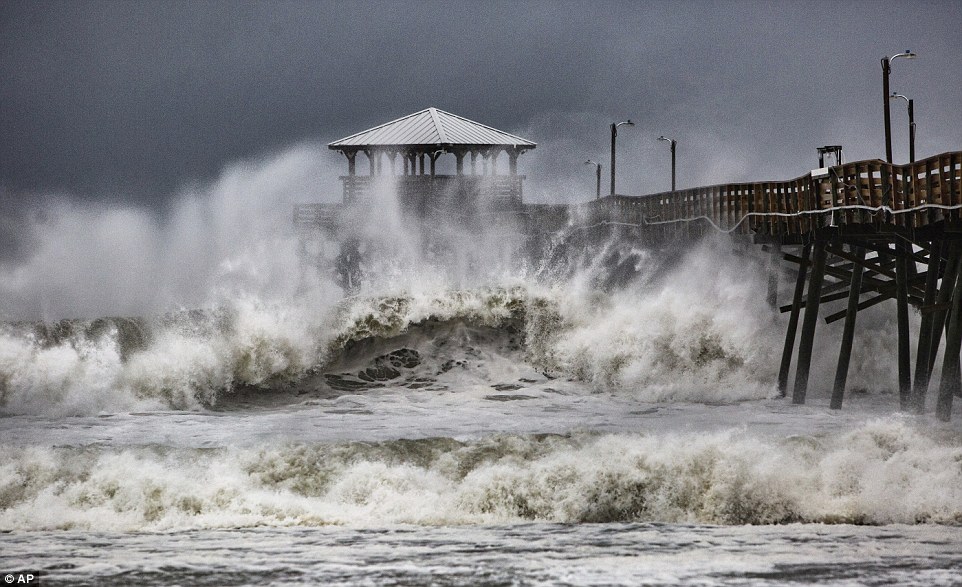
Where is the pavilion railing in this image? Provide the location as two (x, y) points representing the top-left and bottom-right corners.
(293, 202), (340, 234)
(338, 175), (524, 207)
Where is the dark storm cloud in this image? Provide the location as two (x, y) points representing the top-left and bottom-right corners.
(1, 0), (960, 206)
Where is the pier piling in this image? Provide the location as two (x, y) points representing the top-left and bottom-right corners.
(936, 253), (962, 421)
(831, 244), (865, 409)
(777, 244), (811, 397)
(793, 239), (828, 405)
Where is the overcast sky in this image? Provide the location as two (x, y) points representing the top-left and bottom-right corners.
(2, 0), (960, 211)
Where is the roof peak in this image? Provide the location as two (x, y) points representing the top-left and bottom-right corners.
(329, 107), (536, 150)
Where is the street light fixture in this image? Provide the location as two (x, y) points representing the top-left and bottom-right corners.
(881, 50), (916, 163)
(657, 136), (677, 191)
(610, 120), (634, 196)
(585, 160), (602, 200)
(890, 92), (916, 163)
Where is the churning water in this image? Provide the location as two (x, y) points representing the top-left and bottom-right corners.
(1, 146), (961, 585)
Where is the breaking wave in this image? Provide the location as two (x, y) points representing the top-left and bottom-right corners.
(0, 251), (789, 416)
(1, 233), (913, 416)
(2, 418), (959, 531)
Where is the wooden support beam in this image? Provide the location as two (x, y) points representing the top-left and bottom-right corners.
(778, 243), (811, 396)
(793, 239), (828, 404)
(777, 262), (902, 313)
(936, 246), (962, 421)
(910, 239), (943, 412)
(831, 245), (865, 409)
(823, 261), (926, 304)
(822, 263), (891, 294)
(780, 288), (857, 313)
(767, 244), (780, 308)
(824, 292), (890, 324)
(929, 241), (962, 377)
(825, 245), (896, 279)
(859, 239), (930, 266)
(896, 240), (912, 410)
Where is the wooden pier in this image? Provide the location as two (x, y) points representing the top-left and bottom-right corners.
(296, 111), (962, 421)
(580, 151), (962, 420)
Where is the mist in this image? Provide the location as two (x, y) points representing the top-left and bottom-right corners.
(0, 144), (343, 321)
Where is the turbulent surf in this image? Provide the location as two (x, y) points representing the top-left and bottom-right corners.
(2, 147), (961, 586)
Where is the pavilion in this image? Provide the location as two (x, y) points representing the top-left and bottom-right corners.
(328, 108), (536, 210)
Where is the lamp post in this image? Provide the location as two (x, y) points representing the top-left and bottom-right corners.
(881, 50), (916, 163)
(657, 136), (677, 191)
(890, 92), (916, 163)
(585, 160), (602, 200)
(610, 120), (634, 196)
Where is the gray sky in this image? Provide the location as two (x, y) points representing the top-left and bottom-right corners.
(2, 0), (960, 209)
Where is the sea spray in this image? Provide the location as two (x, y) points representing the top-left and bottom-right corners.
(0, 145), (337, 322)
(0, 259), (911, 415)
(0, 134), (922, 415)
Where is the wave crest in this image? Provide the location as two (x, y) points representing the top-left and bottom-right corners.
(2, 419), (959, 531)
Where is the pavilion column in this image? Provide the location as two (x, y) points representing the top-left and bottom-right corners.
(365, 150), (375, 176)
(455, 151), (465, 175)
(470, 151), (478, 175)
(431, 151), (441, 176)
(345, 151), (357, 176)
(388, 151), (398, 175)
(418, 153), (425, 175)
(508, 149), (519, 176)
(403, 155), (409, 175)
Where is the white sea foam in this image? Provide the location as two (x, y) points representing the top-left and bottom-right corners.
(1, 418), (959, 531)
(0, 250), (924, 415)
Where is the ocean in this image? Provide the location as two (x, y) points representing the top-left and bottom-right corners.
(2, 162), (961, 585)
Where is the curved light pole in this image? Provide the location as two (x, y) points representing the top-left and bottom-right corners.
(610, 120), (634, 196)
(585, 159), (602, 200)
(882, 50), (916, 163)
(890, 92), (916, 163)
(657, 136), (677, 191)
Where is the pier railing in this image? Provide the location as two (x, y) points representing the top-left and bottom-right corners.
(589, 151), (962, 237)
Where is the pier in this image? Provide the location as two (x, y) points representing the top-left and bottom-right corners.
(296, 107), (962, 421)
(580, 151), (962, 421)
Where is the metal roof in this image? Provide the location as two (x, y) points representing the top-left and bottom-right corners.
(328, 108), (536, 150)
